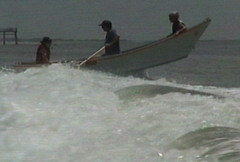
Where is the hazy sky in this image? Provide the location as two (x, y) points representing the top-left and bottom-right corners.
(0, 0), (239, 40)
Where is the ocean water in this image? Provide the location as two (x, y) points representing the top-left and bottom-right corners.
(0, 40), (240, 161)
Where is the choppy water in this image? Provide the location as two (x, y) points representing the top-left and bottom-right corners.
(0, 40), (240, 161)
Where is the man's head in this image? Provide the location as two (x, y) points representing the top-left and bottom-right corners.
(169, 11), (180, 23)
(99, 20), (112, 32)
(41, 37), (52, 48)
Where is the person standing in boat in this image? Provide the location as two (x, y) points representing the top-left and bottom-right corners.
(168, 11), (187, 36)
(99, 20), (120, 56)
(36, 37), (52, 64)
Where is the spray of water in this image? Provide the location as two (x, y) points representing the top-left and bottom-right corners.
(0, 64), (239, 161)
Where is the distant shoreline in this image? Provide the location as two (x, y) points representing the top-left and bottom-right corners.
(16, 39), (240, 43)
(1, 38), (239, 45)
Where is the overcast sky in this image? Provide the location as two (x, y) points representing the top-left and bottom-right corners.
(0, 0), (239, 41)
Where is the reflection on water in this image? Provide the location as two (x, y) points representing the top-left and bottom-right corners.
(167, 127), (240, 161)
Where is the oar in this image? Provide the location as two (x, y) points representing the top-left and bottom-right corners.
(79, 46), (105, 66)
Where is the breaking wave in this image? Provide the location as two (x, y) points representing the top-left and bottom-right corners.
(0, 64), (240, 161)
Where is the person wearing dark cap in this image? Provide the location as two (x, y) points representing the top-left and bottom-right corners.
(168, 11), (186, 36)
(99, 20), (120, 56)
(36, 37), (52, 64)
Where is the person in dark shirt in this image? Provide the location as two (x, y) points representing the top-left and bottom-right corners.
(168, 12), (186, 36)
(99, 20), (120, 56)
(36, 37), (52, 64)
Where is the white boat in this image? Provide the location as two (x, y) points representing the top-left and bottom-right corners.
(15, 18), (211, 75)
(81, 18), (211, 75)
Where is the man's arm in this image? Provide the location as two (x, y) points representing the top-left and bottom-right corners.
(105, 34), (120, 47)
(177, 21), (186, 30)
(39, 48), (50, 63)
(42, 53), (49, 63)
(167, 23), (187, 37)
(175, 23), (187, 35)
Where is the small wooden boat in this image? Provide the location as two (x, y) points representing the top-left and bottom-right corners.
(81, 18), (211, 74)
(15, 18), (211, 75)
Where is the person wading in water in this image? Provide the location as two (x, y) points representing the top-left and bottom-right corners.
(36, 37), (52, 64)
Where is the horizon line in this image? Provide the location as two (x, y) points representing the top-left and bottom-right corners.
(17, 38), (240, 42)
